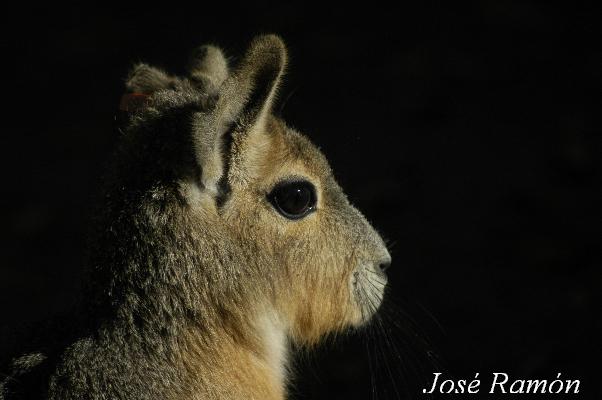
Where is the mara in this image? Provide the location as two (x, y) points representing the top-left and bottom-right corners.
(1, 35), (391, 400)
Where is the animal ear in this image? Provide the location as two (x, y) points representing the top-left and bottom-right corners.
(220, 34), (287, 135)
(191, 35), (287, 195)
(187, 45), (229, 95)
(126, 63), (178, 94)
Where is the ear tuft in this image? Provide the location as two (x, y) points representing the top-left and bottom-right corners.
(126, 63), (178, 94)
(187, 45), (229, 95)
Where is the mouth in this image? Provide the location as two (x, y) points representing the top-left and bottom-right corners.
(351, 264), (388, 325)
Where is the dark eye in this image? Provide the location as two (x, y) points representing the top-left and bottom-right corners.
(268, 180), (317, 220)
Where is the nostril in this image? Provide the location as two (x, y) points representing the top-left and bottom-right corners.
(378, 260), (391, 273)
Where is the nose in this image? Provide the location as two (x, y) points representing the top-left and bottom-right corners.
(378, 260), (391, 272)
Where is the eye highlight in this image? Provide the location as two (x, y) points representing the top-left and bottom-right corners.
(268, 180), (317, 220)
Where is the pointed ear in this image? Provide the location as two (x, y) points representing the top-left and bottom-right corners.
(218, 34), (287, 135)
(126, 63), (179, 93)
(191, 35), (287, 195)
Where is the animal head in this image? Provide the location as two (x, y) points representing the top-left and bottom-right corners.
(97, 35), (390, 346)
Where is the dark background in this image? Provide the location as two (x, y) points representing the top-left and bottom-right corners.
(1, 2), (600, 399)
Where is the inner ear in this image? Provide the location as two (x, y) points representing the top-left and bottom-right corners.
(126, 63), (179, 94)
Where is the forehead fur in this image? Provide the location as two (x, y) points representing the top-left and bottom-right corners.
(230, 116), (334, 188)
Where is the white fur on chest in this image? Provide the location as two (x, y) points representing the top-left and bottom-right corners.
(256, 311), (289, 386)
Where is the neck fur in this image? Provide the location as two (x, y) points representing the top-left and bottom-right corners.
(172, 307), (290, 400)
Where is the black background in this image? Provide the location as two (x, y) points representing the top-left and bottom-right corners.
(1, 2), (600, 399)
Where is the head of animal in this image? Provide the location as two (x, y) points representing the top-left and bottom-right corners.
(84, 34), (391, 398)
